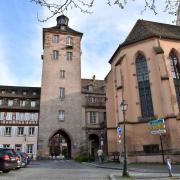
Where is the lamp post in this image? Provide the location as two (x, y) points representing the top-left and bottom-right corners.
(120, 99), (129, 177)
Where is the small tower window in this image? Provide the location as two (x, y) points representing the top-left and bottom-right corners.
(59, 87), (65, 99)
(66, 36), (73, 47)
(52, 50), (59, 60)
(60, 70), (65, 79)
(52, 35), (59, 43)
(67, 52), (72, 61)
(59, 110), (65, 121)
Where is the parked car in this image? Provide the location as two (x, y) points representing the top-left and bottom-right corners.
(0, 148), (17, 173)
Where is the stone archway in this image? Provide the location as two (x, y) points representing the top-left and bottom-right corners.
(89, 134), (99, 158)
(49, 129), (71, 159)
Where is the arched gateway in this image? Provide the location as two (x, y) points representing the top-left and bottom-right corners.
(49, 129), (72, 159)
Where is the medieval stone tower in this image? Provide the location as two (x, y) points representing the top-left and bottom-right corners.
(38, 15), (86, 158)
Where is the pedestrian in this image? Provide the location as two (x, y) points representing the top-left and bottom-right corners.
(166, 158), (173, 177)
(97, 149), (103, 164)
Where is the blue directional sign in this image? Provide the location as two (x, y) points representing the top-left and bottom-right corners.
(117, 127), (122, 135)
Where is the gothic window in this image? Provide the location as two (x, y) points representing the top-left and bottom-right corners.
(169, 51), (180, 109)
(136, 54), (154, 118)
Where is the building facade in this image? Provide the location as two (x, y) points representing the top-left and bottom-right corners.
(0, 86), (40, 159)
(38, 15), (107, 158)
(106, 20), (180, 163)
(82, 77), (106, 158)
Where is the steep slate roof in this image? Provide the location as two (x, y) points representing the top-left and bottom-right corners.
(81, 79), (105, 94)
(109, 20), (180, 64)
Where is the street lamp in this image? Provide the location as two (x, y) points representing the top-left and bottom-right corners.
(120, 99), (129, 177)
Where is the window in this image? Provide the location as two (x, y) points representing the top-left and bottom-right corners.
(32, 91), (37, 96)
(15, 144), (22, 151)
(60, 70), (65, 79)
(20, 100), (26, 107)
(89, 112), (97, 124)
(23, 91), (27, 95)
(89, 97), (96, 103)
(17, 127), (24, 136)
(31, 101), (36, 108)
(11, 90), (16, 95)
(52, 50), (59, 60)
(169, 51), (180, 109)
(0, 99), (2, 106)
(0, 112), (4, 120)
(29, 127), (35, 136)
(59, 110), (65, 121)
(1, 90), (5, 94)
(8, 100), (13, 107)
(6, 112), (12, 120)
(66, 36), (73, 46)
(59, 87), (65, 99)
(26, 144), (33, 154)
(136, 54), (154, 118)
(5, 127), (11, 136)
(67, 52), (72, 61)
(143, 144), (159, 154)
(31, 113), (38, 121)
(88, 85), (94, 92)
(3, 144), (10, 148)
(52, 35), (59, 43)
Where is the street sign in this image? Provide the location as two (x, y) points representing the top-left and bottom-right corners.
(117, 127), (122, 143)
(117, 127), (122, 135)
(148, 119), (166, 135)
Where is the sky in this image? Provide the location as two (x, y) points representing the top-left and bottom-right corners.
(0, 0), (177, 87)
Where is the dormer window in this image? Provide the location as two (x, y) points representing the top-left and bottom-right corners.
(33, 91), (37, 96)
(11, 90), (16, 95)
(23, 91), (27, 95)
(88, 85), (94, 92)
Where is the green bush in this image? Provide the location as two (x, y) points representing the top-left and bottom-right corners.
(74, 154), (95, 162)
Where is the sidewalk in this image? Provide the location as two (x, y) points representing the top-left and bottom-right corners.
(83, 161), (180, 179)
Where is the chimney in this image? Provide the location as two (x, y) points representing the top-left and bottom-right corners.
(92, 75), (96, 85)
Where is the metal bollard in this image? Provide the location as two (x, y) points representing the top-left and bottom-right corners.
(166, 158), (173, 177)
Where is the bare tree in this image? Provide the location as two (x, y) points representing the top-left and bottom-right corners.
(31, 0), (180, 22)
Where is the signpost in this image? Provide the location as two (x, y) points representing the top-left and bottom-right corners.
(148, 119), (166, 164)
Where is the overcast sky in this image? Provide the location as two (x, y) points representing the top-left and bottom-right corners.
(0, 0), (176, 87)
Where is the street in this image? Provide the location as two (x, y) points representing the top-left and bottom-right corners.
(0, 160), (117, 180)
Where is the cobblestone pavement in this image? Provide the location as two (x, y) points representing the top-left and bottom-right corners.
(0, 160), (118, 180)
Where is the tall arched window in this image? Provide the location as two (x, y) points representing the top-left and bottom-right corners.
(136, 54), (154, 118)
(169, 51), (180, 109)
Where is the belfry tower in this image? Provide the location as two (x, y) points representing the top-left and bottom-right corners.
(38, 15), (85, 158)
